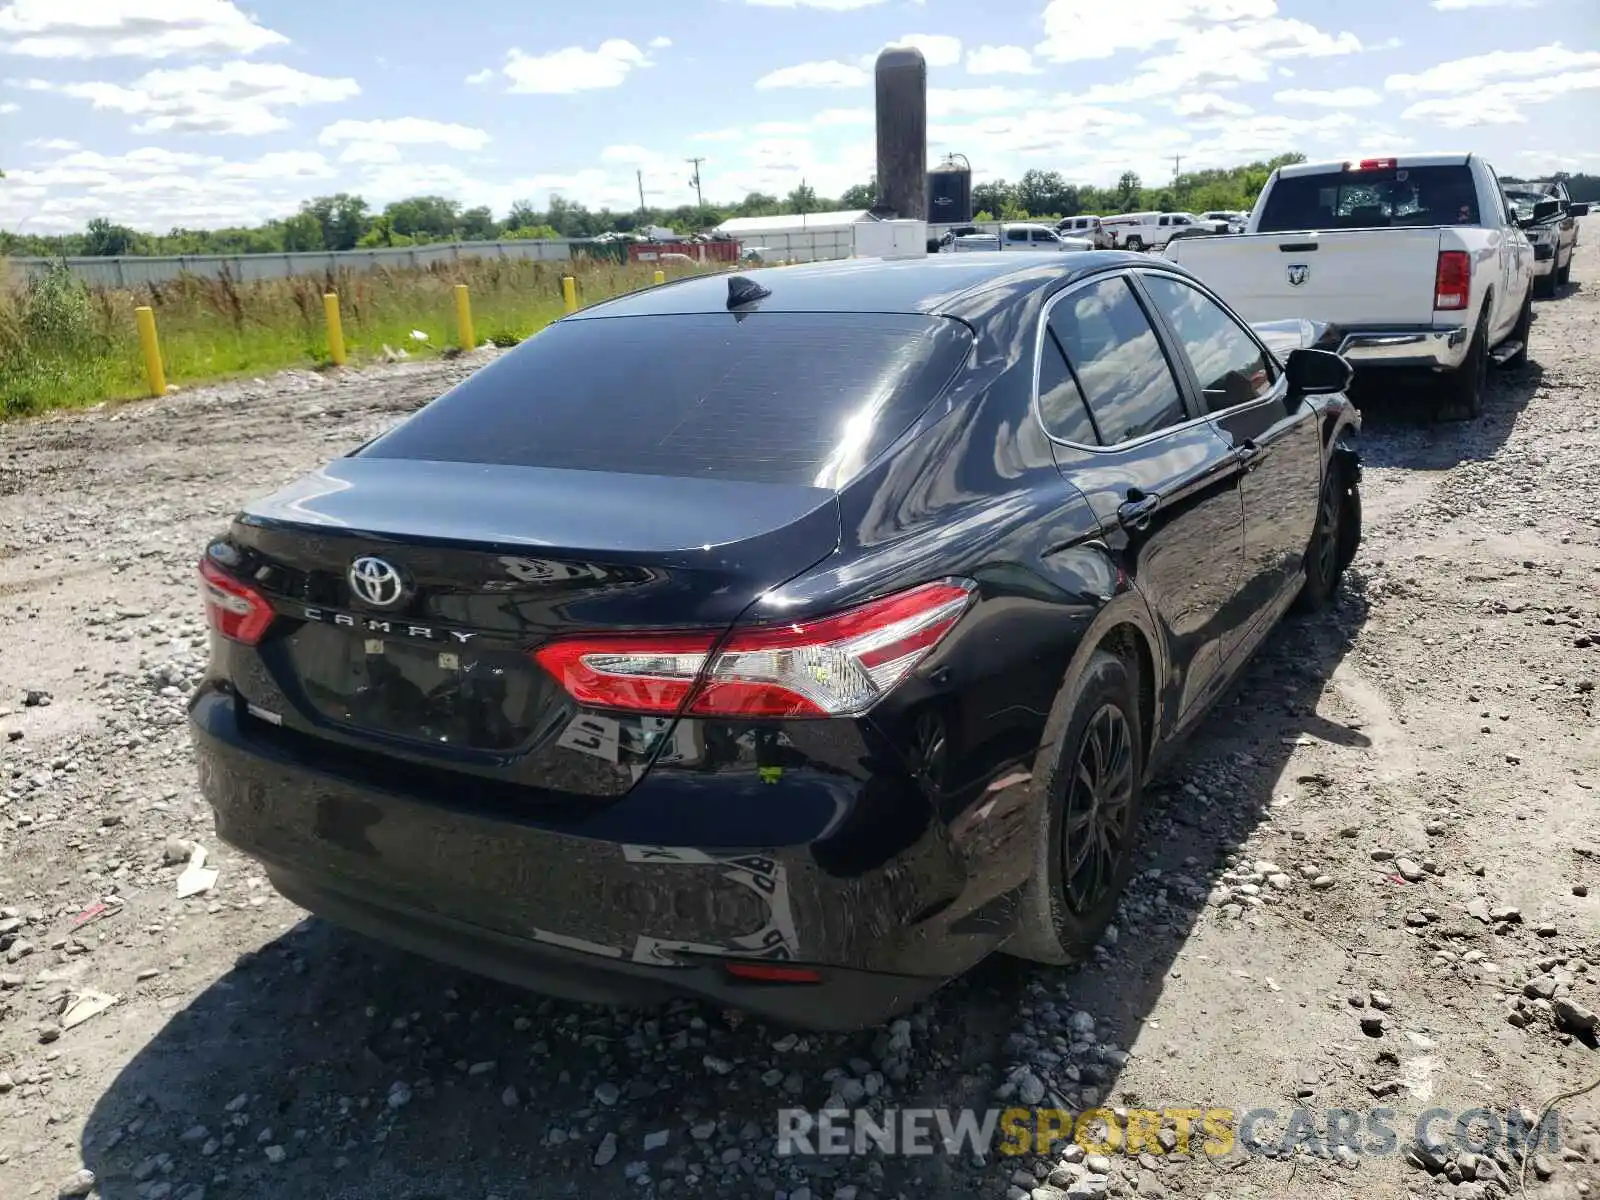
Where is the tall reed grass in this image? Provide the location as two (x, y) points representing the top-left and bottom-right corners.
(0, 256), (705, 418)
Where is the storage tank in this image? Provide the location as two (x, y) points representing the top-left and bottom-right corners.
(927, 154), (973, 225)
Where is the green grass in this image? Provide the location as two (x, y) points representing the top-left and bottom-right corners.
(0, 256), (710, 419)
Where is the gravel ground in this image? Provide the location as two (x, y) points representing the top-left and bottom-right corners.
(3, 234), (1599, 1200)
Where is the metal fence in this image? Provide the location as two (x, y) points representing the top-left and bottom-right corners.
(5, 238), (580, 288)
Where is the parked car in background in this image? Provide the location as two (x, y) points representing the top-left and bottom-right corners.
(950, 224), (1093, 252)
(1101, 212), (1229, 251)
(1057, 215), (1114, 248)
(1201, 210), (1249, 233)
(1165, 154), (1537, 421)
(1503, 180), (1587, 296)
(190, 252), (1361, 1030)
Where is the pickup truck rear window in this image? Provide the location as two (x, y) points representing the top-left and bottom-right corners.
(1256, 165), (1480, 232)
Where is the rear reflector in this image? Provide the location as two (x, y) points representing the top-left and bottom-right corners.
(1434, 250), (1471, 310)
(534, 579), (975, 719)
(723, 962), (823, 983)
(199, 558), (274, 646)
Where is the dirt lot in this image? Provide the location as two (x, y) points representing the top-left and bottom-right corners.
(2, 237), (1598, 1200)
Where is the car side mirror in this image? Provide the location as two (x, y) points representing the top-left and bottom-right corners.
(1568, 202), (1591, 218)
(1529, 199), (1563, 224)
(1285, 347), (1353, 396)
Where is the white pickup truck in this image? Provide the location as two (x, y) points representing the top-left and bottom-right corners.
(1165, 153), (1538, 420)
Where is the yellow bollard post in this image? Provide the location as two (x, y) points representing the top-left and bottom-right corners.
(562, 275), (578, 313)
(323, 293), (346, 366)
(454, 284), (475, 350)
(653, 269), (666, 285)
(134, 306), (166, 397)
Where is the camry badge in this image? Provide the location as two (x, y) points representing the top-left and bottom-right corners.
(348, 556), (406, 607)
(1287, 264), (1310, 287)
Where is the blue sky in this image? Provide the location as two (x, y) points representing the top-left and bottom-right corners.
(0, 0), (1596, 234)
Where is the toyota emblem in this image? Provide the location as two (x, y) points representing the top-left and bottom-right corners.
(348, 556), (406, 608)
(1287, 264), (1310, 287)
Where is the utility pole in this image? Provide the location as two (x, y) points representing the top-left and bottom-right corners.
(1171, 154), (1183, 184)
(686, 157), (705, 207)
(636, 169), (646, 218)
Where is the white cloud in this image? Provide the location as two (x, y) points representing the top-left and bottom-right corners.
(319, 117), (491, 152)
(213, 151), (334, 180)
(1275, 86), (1382, 106)
(337, 141), (402, 165)
(0, 100), (16, 112)
(744, 0), (886, 8)
(1036, 0), (1276, 64)
(464, 67), (495, 85)
(1386, 43), (1600, 95)
(501, 39), (654, 94)
(756, 60), (869, 89)
(929, 86), (1032, 117)
(882, 34), (961, 68)
(27, 60), (359, 136)
(1400, 69), (1600, 127)
(0, 0), (286, 60)
(1172, 92), (1253, 117)
(648, 36), (672, 49)
(25, 136), (77, 149)
(1431, 0), (1537, 8)
(965, 45), (1038, 75)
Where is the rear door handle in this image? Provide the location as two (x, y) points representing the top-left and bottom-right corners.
(1116, 494), (1160, 532)
(1233, 441), (1268, 471)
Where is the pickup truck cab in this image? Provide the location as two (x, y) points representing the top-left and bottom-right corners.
(1504, 179), (1588, 297)
(946, 223), (1093, 252)
(1165, 153), (1536, 420)
(1104, 211), (1229, 251)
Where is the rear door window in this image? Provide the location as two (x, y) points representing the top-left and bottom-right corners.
(1036, 332), (1099, 445)
(359, 312), (972, 488)
(1256, 164), (1481, 231)
(1048, 277), (1187, 444)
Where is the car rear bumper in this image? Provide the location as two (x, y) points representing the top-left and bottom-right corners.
(1336, 325), (1471, 371)
(189, 687), (982, 1029)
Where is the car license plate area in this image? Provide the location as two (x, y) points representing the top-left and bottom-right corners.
(287, 622), (540, 752)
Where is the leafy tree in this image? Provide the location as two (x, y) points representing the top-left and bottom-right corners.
(1115, 171), (1142, 210)
(301, 194), (371, 251)
(384, 195), (462, 238)
(785, 182), (818, 213)
(838, 180), (876, 208)
(82, 218), (137, 256)
(280, 211), (324, 252)
(971, 179), (1011, 219)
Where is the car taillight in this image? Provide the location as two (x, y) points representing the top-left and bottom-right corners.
(1434, 250), (1470, 310)
(199, 558), (274, 645)
(533, 579), (975, 720)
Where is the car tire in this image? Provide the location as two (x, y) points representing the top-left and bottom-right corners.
(1501, 287), (1533, 370)
(1436, 308), (1488, 422)
(1124, 236), (1145, 252)
(1293, 451), (1357, 613)
(1534, 271), (1556, 299)
(1004, 649), (1145, 966)
(1555, 253), (1571, 288)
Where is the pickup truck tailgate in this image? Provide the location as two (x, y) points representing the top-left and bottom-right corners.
(1169, 228), (1446, 327)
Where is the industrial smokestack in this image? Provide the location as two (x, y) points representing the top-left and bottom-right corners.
(874, 45), (927, 222)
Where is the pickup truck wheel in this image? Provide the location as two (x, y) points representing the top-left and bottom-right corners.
(1501, 289), (1533, 370)
(1436, 311), (1488, 422)
(1534, 271), (1556, 299)
(1555, 255), (1572, 287)
(1124, 235), (1145, 252)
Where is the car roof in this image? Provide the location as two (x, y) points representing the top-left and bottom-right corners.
(569, 251), (1165, 323)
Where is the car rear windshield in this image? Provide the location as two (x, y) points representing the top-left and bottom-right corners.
(357, 311), (972, 488)
(1255, 165), (1481, 232)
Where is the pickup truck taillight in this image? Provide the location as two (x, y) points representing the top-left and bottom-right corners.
(1434, 251), (1470, 311)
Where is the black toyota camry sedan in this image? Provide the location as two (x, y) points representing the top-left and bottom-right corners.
(190, 252), (1361, 1030)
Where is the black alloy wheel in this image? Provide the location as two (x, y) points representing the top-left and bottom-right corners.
(1060, 704), (1136, 914)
